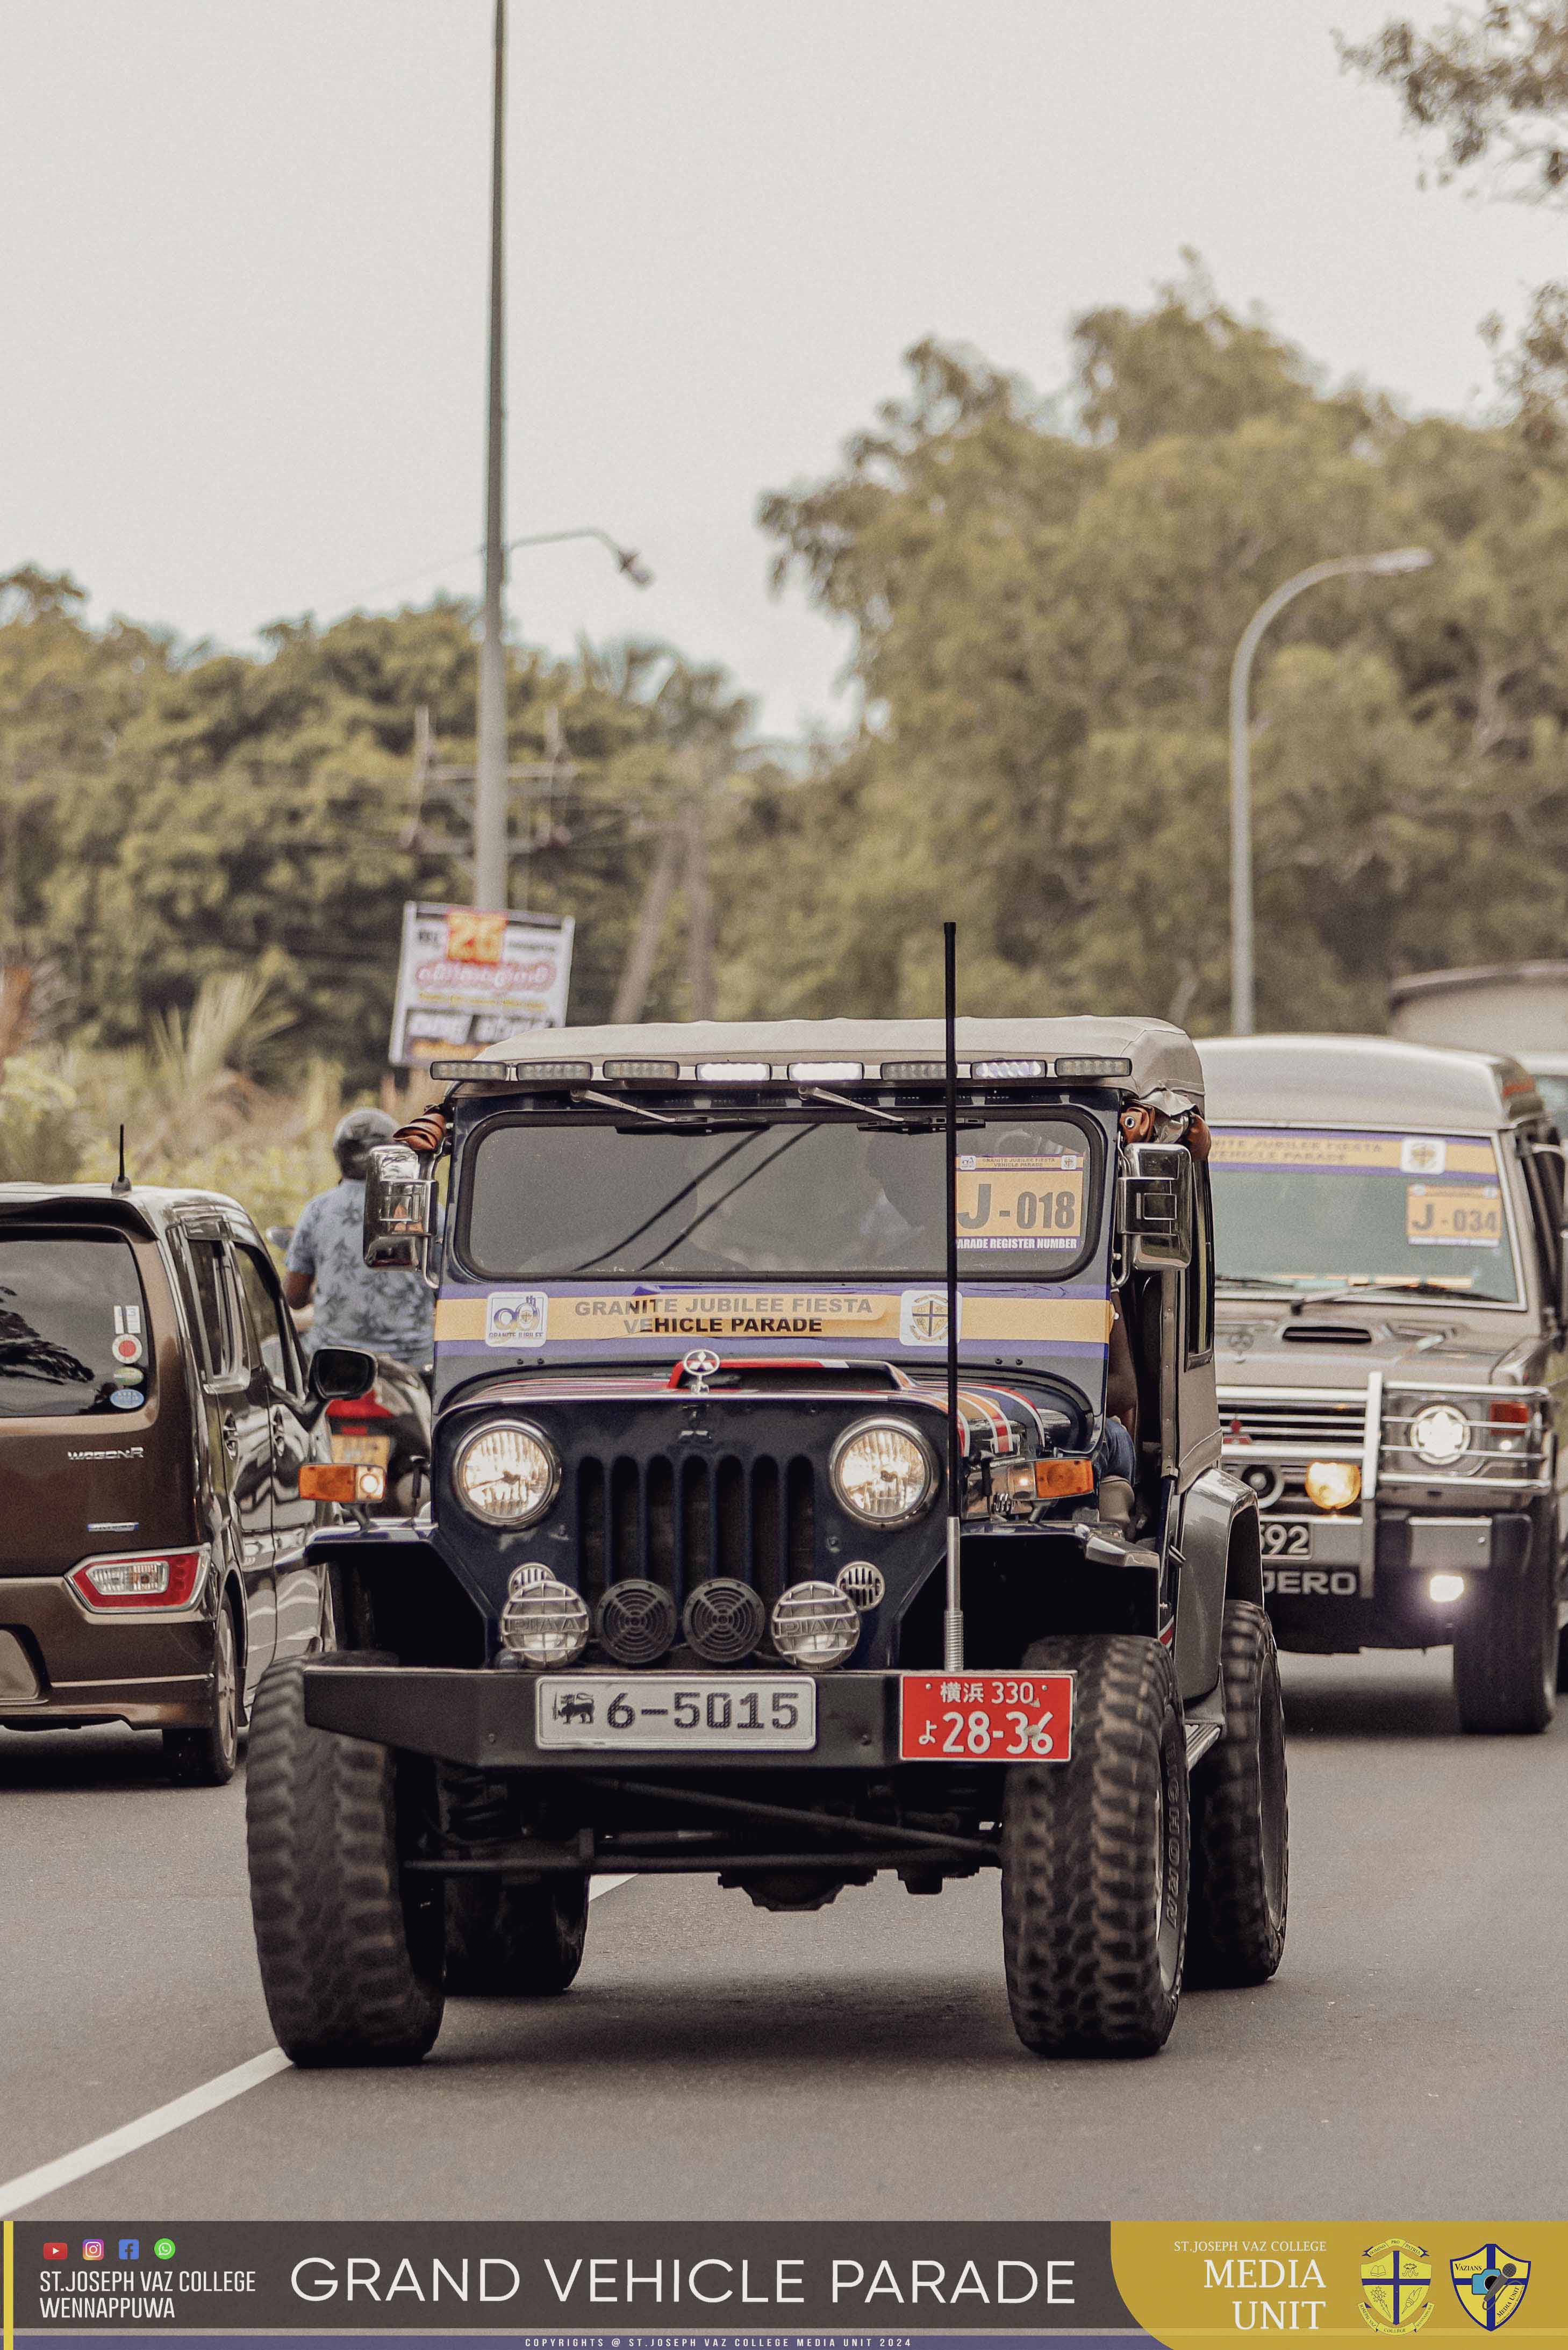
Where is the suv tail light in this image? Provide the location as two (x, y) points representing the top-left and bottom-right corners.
(68, 1546), (208, 1612)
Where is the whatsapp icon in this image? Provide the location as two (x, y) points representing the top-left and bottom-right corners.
(154, 2239), (176, 2261)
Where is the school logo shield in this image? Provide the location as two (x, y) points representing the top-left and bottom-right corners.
(1450, 2246), (1530, 2330)
(899, 1289), (961, 1346)
(1361, 2240), (1433, 2334)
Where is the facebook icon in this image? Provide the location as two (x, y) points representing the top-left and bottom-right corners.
(118, 2240), (139, 2260)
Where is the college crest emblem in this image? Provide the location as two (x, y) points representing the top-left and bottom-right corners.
(1361, 2240), (1433, 2334)
(1450, 2246), (1530, 2330)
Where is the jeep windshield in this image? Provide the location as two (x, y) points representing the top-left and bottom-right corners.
(462, 1110), (1100, 1280)
(0, 1231), (155, 1415)
(1210, 1126), (1520, 1305)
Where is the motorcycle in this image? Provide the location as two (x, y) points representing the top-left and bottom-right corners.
(266, 1226), (432, 1517)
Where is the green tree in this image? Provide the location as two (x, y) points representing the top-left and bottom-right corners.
(746, 277), (1568, 1035)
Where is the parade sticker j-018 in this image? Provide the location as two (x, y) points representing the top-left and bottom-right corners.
(1451, 2244), (1531, 2330)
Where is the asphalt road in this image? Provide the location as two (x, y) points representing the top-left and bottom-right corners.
(3, 1646), (1565, 2222)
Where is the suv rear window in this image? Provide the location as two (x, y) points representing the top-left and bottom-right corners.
(0, 1233), (155, 1417)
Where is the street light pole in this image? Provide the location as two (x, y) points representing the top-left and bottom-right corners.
(1228, 546), (1434, 1036)
(474, 0), (509, 915)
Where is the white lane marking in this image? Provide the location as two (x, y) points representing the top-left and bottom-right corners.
(0, 1871), (634, 2216)
(0, 2048), (291, 2216)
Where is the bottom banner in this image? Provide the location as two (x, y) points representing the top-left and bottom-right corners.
(3, 2222), (1563, 2346)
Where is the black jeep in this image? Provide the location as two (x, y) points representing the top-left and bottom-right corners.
(244, 1017), (1286, 2062)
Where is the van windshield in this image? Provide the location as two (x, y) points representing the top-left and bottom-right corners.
(463, 1113), (1100, 1280)
(0, 1233), (155, 1416)
(1210, 1128), (1520, 1304)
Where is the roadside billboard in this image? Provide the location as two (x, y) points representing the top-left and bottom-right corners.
(388, 901), (575, 1070)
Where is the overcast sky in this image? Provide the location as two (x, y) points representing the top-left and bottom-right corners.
(4, 2), (1563, 740)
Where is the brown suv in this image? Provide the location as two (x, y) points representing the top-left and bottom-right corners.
(0, 1184), (338, 1782)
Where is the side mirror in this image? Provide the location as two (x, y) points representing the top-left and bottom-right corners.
(1118, 1142), (1193, 1272)
(309, 1344), (378, 1403)
(363, 1142), (436, 1272)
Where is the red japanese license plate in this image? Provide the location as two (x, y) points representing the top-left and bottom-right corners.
(899, 1671), (1073, 1762)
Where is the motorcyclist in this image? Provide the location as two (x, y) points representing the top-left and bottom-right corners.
(283, 1107), (435, 1364)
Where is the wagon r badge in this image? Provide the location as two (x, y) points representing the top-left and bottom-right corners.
(1451, 2246), (1530, 2331)
(1361, 2240), (1432, 2334)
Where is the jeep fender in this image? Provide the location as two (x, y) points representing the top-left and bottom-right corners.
(1174, 1467), (1262, 1702)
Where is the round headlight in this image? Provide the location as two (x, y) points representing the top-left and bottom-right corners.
(829, 1418), (938, 1525)
(453, 1421), (561, 1525)
(1408, 1401), (1472, 1468)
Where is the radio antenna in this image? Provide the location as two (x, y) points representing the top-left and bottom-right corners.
(943, 920), (964, 1674)
(110, 1123), (132, 1197)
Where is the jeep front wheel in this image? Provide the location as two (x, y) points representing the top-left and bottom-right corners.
(1001, 1634), (1187, 2058)
(1186, 1600), (1287, 1987)
(245, 1657), (445, 2065)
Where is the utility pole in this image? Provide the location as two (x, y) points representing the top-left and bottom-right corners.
(473, 0), (509, 914)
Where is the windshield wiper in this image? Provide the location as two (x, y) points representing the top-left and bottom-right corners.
(796, 1085), (981, 1134)
(577, 1088), (764, 1136)
(1216, 1273), (1304, 1293)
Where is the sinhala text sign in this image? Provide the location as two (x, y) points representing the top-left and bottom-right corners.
(388, 901), (575, 1070)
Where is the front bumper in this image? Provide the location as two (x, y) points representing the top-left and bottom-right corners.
(0, 1575), (212, 1730)
(304, 1663), (901, 1772)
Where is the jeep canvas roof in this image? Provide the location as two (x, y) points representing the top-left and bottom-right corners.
(467, 1015), (1204, 1105)
(1199, 1034), (1542, 1131)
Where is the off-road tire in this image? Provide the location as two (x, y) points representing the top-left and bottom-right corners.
(163, 1588), (241, 1787)
(1454, 1504), (1556, 1735)
(245, 1654), (445, 2065)
(1001, 1634), (1187, 2058)
(1186, 1600), (1288, 1987)
(441, 1766), (589, 1995)
(446, 1876), (590, 1995)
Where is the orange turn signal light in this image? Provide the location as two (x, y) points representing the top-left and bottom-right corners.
(1033, 1459), (1097, 1498)
(301, 1461), (386, 1505)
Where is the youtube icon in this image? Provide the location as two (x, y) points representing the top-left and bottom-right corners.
(42, 2243), (67, 2262)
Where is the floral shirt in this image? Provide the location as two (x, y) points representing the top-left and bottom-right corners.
(286, 1179), (434, 1362)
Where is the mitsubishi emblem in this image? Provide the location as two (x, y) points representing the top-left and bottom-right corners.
(682, 1348), (721, 1389)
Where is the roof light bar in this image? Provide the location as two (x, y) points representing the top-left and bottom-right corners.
(789, 1061), (864, 1082)
(695, 1061), (771, 1082)
(429, 1058), (517, 1081)
(602, 1058), (681, 1081)
(880, 1059), (961, 1081)
(972, 1058), (1046, 1079)
(1055, 1055), (1133, 1078)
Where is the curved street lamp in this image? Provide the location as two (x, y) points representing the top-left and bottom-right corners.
(505, 526), (654, 588)
(1229, 547), (1435, 1035)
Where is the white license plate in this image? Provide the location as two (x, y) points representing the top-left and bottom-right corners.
(535, 1674), (817, 1751)
(1260, 1520), (1314, 1558)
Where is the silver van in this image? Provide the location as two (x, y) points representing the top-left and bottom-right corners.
(1200, 1036), (1567, 1733)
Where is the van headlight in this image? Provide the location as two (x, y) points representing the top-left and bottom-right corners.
(453, 1421), (561, 1525)
(1408, 1401), (1472, 1468)
(829, 1418), (938, 1525)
